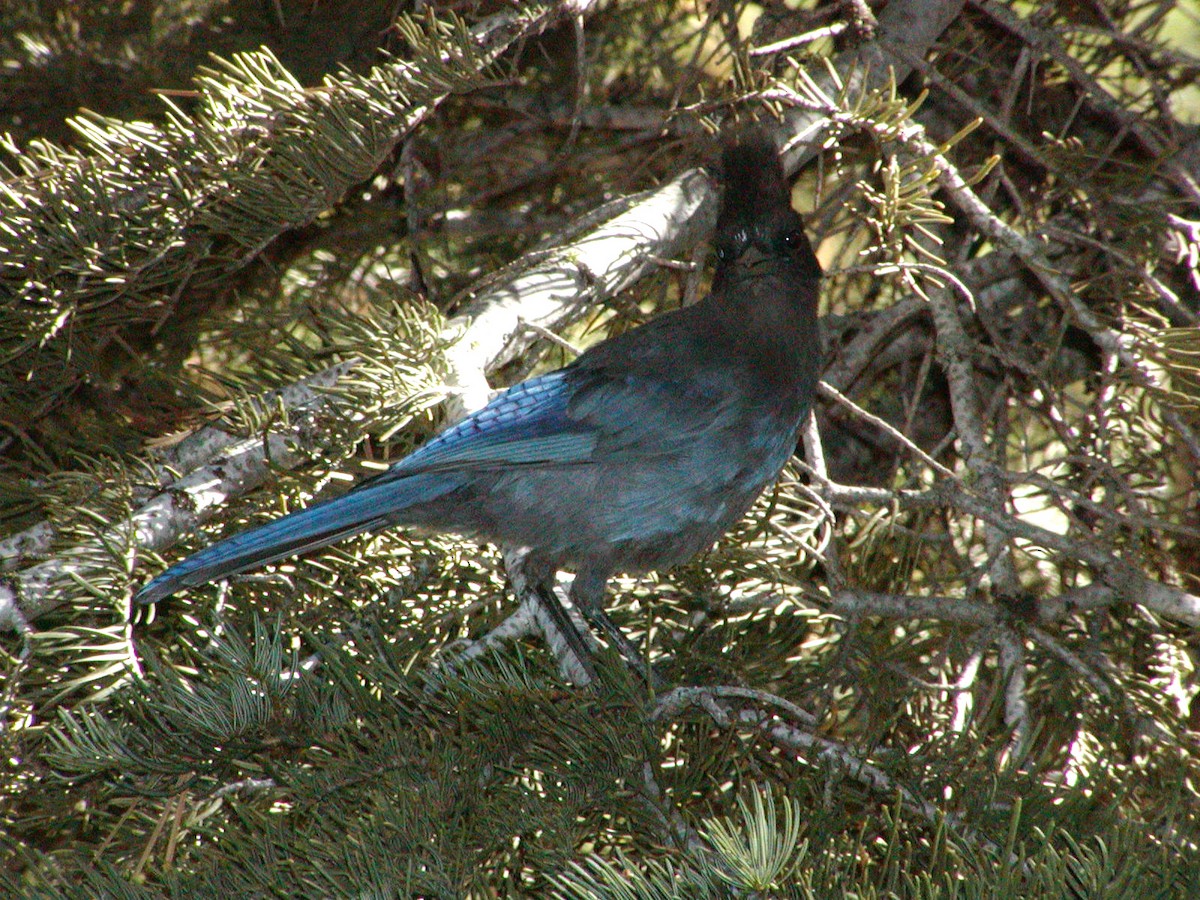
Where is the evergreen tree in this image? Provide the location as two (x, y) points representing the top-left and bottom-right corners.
(2, 0), (1199, 895)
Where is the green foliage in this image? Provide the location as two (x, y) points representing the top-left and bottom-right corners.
(0, 5), (502, 469)
(12, 620), (1200, 897)
(698, 787), (805, 890)
(13, 617), (661, 895)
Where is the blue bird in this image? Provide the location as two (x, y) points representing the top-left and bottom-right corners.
(135, 132), (823, 671)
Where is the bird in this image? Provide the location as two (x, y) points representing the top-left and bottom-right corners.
(135, 130), (823, 675)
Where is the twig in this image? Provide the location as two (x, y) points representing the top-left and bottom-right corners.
(996, 630), (1030, 770)
(969, 0), (1200, 206)
(750, 24), (850, 58)
(653, 685), (1006, 860)
(818, 380), (956, 478)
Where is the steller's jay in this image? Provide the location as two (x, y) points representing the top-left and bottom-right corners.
(135, 132), (823, 671)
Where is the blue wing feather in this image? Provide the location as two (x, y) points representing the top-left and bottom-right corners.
(384, 371), (598, 477)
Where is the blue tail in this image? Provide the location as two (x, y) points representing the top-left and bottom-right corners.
(135, 472), (459, 604)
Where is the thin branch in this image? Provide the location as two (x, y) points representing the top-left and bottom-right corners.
(997, 630), (1030, 770)
(652, 685), (1005, 861)
(819, 380), (956, 478)
(969, 0), (1200, 206)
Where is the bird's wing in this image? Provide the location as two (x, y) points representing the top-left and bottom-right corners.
(366, 361), (737, 485)
(378, 370), (600, 479)
(565, 365), (740, 460)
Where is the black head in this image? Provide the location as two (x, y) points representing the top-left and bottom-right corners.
(715, 130), (822, 282)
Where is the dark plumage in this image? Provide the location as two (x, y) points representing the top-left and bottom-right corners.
(135, 131), (822, 667)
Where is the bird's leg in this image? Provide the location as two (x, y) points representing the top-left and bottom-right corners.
(571, 570), (662, 689)
(503, 548), (597, 685)
(532, 581), (599, 685)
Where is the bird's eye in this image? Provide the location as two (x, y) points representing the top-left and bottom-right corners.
(779, 229), (805, 251)
(717, 227), (750, 262)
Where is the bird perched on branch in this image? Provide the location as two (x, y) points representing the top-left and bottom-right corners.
(136, 130), (823, 676)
